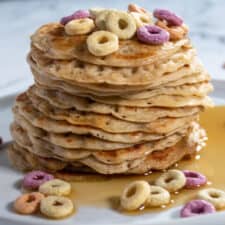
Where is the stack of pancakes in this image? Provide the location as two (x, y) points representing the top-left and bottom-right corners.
(8, 23), (213, 174)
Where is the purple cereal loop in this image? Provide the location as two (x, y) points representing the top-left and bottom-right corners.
(60, 14), (74, 25)
(60, 9), (90, 25)
(72, 10), (90, 19)
(22, 170), (54, 190)
(180, 199), (215, 218)
(153, 9), (183, 26)
(183, 170), (207, 189)
(137, 25), (169, 45)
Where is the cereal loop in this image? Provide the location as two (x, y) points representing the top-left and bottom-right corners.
(128, 4), (148, 14)
(65, 18), (95, 35)
(22, 170), (54, 190)
(106, 11), (136, 40)
(183, 170), (207, 189)
(87, 31), (119, 56)
(137, 25), (169, 45)
(130, 12), (152, 28)
(146, 185), (170, 207)
(197, 188), (225, 209)
(95, 10), (111, 30)
(14, 192), (44, 214)
(120, 180), (150, 211)
(180, 199), (215, 218)
(39, 179), (71, 196)
(40, 196), (74, 219)
(156, 20), (188, 41)
(153, 8), (183, 26)
(60, 10), (90, 25)
(155, 169), (186, 192)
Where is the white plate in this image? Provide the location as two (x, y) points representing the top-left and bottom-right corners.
(0, 80), (225, 225)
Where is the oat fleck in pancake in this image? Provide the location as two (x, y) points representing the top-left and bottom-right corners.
(8, 5), (213, 175)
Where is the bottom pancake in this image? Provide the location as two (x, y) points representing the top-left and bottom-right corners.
(8, 123), (206, 175)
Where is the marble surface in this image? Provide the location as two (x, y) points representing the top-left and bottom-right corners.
(0, 0), (225, 98)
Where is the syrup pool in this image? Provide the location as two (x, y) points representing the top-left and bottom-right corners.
(57, 106), (225, 214)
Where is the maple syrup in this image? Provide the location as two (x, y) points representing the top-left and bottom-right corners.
(58, 106), (225, 214)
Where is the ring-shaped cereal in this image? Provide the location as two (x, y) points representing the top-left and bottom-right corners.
(14, 192), (44, 214)
(183, 170), (207, 189)
(130, 12), (152, 28)
(60, 10), (90, 25)
(95, 10), (111, 29)
(128, 4), (148, 14)
(153, 8), (183, 26)
(180, 199), (215, 218)
(197, 188), (225, 209)
(22, 170), (54, 190)
(65, 18), (95, 35)
(106, 11), (136, 40)
(156, 20), (188, 41)
(40, 196), (74, 219)
(120, 180), (150, 211)
(137, 25), (169, 45)
(155, 169), (186, 192)
(87, 30), (119, 56)
(39, 179), (71, 196)
(146, 185), (170, 207)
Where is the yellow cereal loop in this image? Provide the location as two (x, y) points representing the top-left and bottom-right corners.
(130, 12), (152, 28)
(106, 11), (136, 39)
(87, 31), (119, 56)
(40, 196), (74, 219)
(65, 18), (95, 35)
(198, 188), (225, 209)
(155, 169), (186, 192)
(120, 180), (150, 211)
(39, 179), (71, 196)
(146, 185), (170, 207)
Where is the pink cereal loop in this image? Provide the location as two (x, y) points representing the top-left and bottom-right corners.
(183, 170), (207, 189)
(22, 170), (54, 190)
(60, 9), (91, 25)
(180, 199), (215, 218)
(153, 8), (183, 26)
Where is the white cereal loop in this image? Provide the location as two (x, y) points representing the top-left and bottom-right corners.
(146, 185), (170, 207)
(40, 196), (74, 219)
(39, 179), (71, 196)
(130, 12), (152, 28)
(155, 169), (186, 192)
(106, 11), (136, 39)
(95, 10), (111, 30)
(120, 180), (150, 211)
(197, 188), (225, 209)
(87, 31), (119, 56)
(89, 8), (105, 18)
(65, 18), (95, 35)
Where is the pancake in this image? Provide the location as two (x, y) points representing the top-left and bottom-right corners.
(28, 46), (196, 86)
(31, 23), (192, 67)
(15, 93), (198, 134)
(8, 123), (204, 174)
(15, 110), (186, 144)
(11, 122), (187, 165)
(29, 85), (202, 123)
(31, 60), (207, 94)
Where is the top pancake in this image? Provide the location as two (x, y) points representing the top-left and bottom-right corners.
(31, 23), (192, 67)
